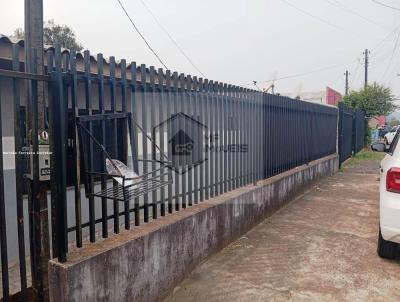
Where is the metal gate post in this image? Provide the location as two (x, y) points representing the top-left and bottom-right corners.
(48, 47), (68, 263)
(352, 109), (356, 154)
(26, 49), (51, 302)
(338, 102), (344, 168)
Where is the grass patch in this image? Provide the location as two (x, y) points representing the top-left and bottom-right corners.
(345, 149), (385, 167)
(352, 149), (385, 160)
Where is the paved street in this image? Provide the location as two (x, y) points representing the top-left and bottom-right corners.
(165, 156), (400, 302)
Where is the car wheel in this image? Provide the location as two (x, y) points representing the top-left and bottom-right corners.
(377, 228), (398, 259)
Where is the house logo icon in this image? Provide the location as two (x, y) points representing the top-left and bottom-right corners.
(169, 129), (194, 156)
(152, 112), (208, 174)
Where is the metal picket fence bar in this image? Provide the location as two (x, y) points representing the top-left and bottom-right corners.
(338, 102), (366, 165)
(44, 47), (341, 262)
(0, 43), (365, 300)
(353, 109), (366, 154)
(0, 45), (50, 301)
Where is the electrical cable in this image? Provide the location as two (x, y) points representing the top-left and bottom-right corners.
(240, 61), (355, 86)
(371, 24), (400, 53)
(280, 0), (384, 40)
(280, 0), (349, 32)
(116, 0), (169, 70)
(242, 31), (400, 90)
(381, 30), (400, 81)
(351, 58), (362, 87)
(244, 23), (400, 88)
(324, 0), (389, 30)
(139, 0), (206, 78)
(371, 0), (400, 12)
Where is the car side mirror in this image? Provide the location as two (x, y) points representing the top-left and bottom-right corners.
(371, 143), (386, 152)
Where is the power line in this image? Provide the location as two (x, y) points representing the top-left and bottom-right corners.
(350, 58), (362, 87)
(371, 0), (400, 11)
(280, 0), (349, 32)
(241, 11), (400, 90)
(349, 35), (399, 90)
(241, 61), (356, 86)
(243, 29), (400, 90)
(280, 0), (383, 39)
(347, 24), (400, 88)
(371, 43), (397, 64)
(371, 24), (400, 53)
(381, 30), (400, 81)
(116, 0), (168, 69)
(324, 0), (389, 30)
(139, 0), (206, 78)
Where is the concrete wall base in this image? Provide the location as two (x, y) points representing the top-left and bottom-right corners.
(49, 154), (339, 302)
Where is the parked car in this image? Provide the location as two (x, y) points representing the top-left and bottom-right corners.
(372, 134), (400, 259)
(384, 125), (400, 146)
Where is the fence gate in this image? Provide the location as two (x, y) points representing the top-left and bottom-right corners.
(0, 45), (53, 301)
(338, 103), (366, 166)
(353, 109), (365, 154)
(338, 102), (354, 165)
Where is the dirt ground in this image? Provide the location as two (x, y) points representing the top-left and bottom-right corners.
(165, 156), (400, 302)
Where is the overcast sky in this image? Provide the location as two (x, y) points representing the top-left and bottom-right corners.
(1, 0), (399, 97)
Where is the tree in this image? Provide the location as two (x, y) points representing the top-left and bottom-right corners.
(12, 19), (83, 52)
(343, 82), (397, 117)
(343, 83), (397, 145)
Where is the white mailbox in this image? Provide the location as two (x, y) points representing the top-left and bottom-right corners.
(26, 131), (51, 181)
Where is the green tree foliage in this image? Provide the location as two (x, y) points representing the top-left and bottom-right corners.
(12, 19), (83, 52)
(343, 83), (397, 117)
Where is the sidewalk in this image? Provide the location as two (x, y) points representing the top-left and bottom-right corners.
(165, 153), (400, 302)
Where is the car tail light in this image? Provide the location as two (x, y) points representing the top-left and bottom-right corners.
(386, 167), (400, 193)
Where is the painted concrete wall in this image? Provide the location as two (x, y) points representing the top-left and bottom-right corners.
(326, 87), (342, 106)
(48, 154), (338, 302)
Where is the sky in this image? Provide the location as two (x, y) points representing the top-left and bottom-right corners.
(1, 0), (400, 98)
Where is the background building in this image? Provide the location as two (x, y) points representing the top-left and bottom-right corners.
(282, 86), (342, 106)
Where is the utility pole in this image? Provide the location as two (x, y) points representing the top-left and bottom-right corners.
(25, 0), (50, 301)
(344, 70), (350, 96)
(363, 49), (370, 89)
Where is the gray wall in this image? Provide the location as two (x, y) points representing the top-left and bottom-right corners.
(49, 154), (338, 302)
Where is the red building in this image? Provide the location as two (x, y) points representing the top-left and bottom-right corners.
(326, 87), (342, 106)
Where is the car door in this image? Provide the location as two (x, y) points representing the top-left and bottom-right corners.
(380, 129), (400, 235)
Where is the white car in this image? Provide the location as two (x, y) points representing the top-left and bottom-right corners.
(372, 135), (400, 259)
(384, 126), (400, 146)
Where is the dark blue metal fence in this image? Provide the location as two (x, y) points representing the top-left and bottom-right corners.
(263, 94), (337, 178)
(353, 109), (365, 154)
(338, 102), (365, 165)
(45, 47), (342, 262)
(0, 44), (365, 300)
